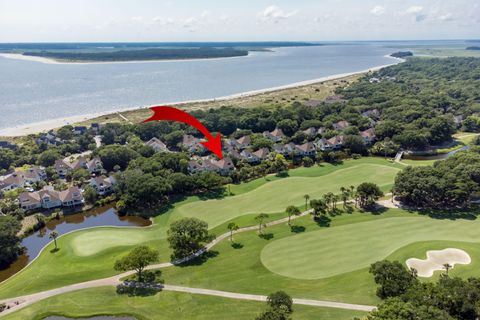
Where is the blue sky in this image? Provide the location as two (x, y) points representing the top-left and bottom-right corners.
(0, 0), (479, 42)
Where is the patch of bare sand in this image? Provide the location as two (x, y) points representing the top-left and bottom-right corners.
(406, 248), (471, 277)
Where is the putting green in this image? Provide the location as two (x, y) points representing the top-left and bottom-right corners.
(261, 217), (480, 280)
(70, 227), (155, 256)
(175, 164), (399, 228)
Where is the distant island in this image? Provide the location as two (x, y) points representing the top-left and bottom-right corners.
(21, 48), (250, 62)
(390, 51), (413, 58)
(466, 46), (480, 51)
(0, 41), (320, 63)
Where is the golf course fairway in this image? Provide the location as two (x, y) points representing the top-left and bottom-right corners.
(261, 216), (480, 279)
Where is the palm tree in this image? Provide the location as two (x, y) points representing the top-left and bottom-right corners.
(333, 194), (340, 210)
(49, 231), (59, 251)
(227, 222), (239, 242)
(324, 192), (335, 211)
(323, 193), (330, 210)
(443, 263), (452, 276)
(286, 206), (301, 225)
(255, 213), (269, 234)
(340, 187), (350, 208)
(303, 194), (310, 210)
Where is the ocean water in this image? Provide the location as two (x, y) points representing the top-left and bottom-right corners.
(0, 42), (400, 129)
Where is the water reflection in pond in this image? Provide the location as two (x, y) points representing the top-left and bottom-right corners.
(404, 145), (470, 161)
(0, 206), (150, 282)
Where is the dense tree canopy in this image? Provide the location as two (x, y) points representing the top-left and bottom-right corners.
(167, 218), (214, 260)
(114, 246), (159, 282)
(394, 148), (480, 208)
(367, 259), (480, 320)
(0, 216), (22, 269)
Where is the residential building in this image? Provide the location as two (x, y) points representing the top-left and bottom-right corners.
(89, 176), (116, 196)
(145, 137), (170, 153)
(0, 166), (46, 192)
(327, 135), (345, 149)
(240, 150), (260, 163)
(36, 131), (64, 146)
(333, 121), (350, 131)
(0, 141), (16, 150)
(90, 123), (104, 134)
(187, 157), (235, 176)
(211, 157), (235, 176)
(252, 148), (270, 161)
(182, 135), (205, 154)
(0, 173), (25, 192)
(284, 142), (297, 156)
(302, 127), (317, 138)
(263, 128), (285, 143)
(18, 186), (84, 211)
(360, 128), (376, 144)
(225, 138), (240, 150)
(55, 157), (103, 177)
(73, 126), (88, 135)
(295, 142), (317, 156)
(272, 144), (288, 156)
(236, 136), (251, 150)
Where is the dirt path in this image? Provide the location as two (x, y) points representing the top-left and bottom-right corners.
(0, 205), (378, 317)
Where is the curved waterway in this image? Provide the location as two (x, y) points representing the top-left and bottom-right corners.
(404, 145), (470, 161)
(0, 206), (150, 282)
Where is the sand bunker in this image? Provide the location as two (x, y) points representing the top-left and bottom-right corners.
(406, 248), (471, 277)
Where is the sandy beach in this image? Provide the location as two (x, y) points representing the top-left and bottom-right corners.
(0, 57), (404, 137)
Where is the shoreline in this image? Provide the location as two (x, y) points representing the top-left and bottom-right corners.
(0, 51), (255, 65)
(0, 56), (404, 137)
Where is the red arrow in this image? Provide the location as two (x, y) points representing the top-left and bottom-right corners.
(143, 106), (223, 159)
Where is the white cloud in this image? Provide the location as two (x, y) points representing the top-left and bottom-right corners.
(181, 17), (197, 28)
(152, 17), (174, 25)
(370, 6), (386, 16)
(130, 16), (144, 23)
(436, 13), (453, 21)
(259, 5), (298, 23)
(406, 6), (423, 14)
(201, 10), (210, 19)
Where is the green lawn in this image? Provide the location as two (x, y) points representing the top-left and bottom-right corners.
(174, 163), (399, 230)
(400, 159), (437, 167)
(1, 287), (367, 320)
(454, 132), (480, 145)
(261, 216), (480, 279)
(157, 208), (480, 305)
(0, 158), (401, 300)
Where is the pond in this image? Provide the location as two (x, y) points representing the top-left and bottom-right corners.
(403, 145), (470, 161)
(0, 206), (151, 282)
